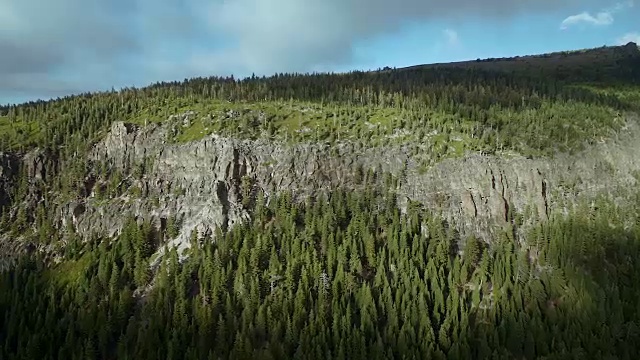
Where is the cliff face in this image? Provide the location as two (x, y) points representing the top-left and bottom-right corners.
(0, 152), (23, 271)
(0, 152), (19, 211)
(48, 113), (639, 259)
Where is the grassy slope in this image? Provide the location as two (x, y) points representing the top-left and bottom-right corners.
(157, 96), (621, 161)
(138, 44), (638, 163)
(0, 115), (42, 150)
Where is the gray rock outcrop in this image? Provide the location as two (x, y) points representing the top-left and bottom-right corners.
(52, 113), (640, 258)
(0, 152), (19, 210)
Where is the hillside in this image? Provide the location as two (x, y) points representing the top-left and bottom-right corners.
(398, 41), (640, 77)
(1, 44), (640, 359)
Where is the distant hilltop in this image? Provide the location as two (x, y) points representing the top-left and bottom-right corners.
(388, 42), (640, 83)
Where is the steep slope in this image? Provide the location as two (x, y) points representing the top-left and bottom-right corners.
(0, 42), (638, 264)
(50, 112), (638, 264)
(0, 153), (18, 210)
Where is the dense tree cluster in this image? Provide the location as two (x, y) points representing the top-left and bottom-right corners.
(2, 188), (639, 359)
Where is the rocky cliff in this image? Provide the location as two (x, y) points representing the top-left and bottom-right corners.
(43, 112), (639, 261)
(0, 152), (22, 271)
(0, 152), (19, 211)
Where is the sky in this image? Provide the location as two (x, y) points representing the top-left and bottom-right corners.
(1, 0), (638, 105)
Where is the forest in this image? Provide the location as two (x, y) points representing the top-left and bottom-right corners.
(2, 187), (640, 359)
(1, 44), (640, 359)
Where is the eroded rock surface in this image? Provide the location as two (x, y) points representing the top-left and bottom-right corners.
(0, 152), (19, 210)
(51, 114), (640, 259)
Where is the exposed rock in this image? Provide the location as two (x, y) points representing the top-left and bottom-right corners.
(461, 191), (477, 218)
(0, 152), (19, 209)
(22, 149), (55, 183)
(0, 233), (30, 272)
(48, 114), (639, 259)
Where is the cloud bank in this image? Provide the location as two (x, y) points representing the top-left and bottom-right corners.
(199, 0), (586, 75)
(0, 0), (612, 102)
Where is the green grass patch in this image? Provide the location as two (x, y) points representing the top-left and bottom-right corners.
(0, 116), (43, 151)
(42, 252), (92, 287)
(175, 118), (213, 142)
(154, 94), (625, 164)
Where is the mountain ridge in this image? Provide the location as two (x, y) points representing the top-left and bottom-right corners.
(3, 42), (639, 109)
(395, 42), (640, 71)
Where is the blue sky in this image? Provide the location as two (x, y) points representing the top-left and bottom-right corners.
(1, 0), (638, 105)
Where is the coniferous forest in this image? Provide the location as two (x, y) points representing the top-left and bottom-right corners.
(2, 188), (640, 359)
(1, 44), (640, 359)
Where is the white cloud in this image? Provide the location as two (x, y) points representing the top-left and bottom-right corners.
(443, 29), (460, 46)
(616, 32), (640, 45)
(613, 0), (635, 11)
(560, 11), (613, 29)
(560, 1), (633, 30)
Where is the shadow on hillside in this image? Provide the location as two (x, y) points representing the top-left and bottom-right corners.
(460, 216), (640, 359)
(1, 211), (640, 359)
